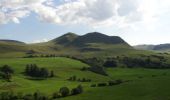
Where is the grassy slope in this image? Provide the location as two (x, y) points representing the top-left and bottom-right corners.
(61, 68), (170, 100)
(0, 58), (170, 100)
(0, 57), (110, 94)
(1, 40), (170, 100)
(0, 39), (155, 59)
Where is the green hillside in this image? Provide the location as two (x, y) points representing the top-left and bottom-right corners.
(0, 32), (153, 58)
(0, 57), (170, 100)
(1, 32), (170, 100)
(0, 57), (109, 93)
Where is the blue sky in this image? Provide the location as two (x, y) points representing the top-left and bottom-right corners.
(0, 0), (170, 45)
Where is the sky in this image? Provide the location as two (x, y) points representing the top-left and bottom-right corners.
(0, 0), (170, 45)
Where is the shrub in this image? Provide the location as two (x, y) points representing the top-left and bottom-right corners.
(90, 84), (96, 87)
(59, 87), (70, 97)
(52, 92), (60, 99)
(115, 79), (123, 84)
(103, 60), (117, 68)
(0, 65), (14, 74)
(81, 67), (88, 71)
(71, 85), (83, 95)
(97, 83), (107, 87)
(77, 85), (83, 93)
(108, 81), (115, 86)
(71, 88), (80, 95)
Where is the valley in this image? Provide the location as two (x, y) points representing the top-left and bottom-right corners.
(0, 32), (170, 100)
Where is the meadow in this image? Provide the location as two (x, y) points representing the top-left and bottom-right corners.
(0, 57), (170, 100)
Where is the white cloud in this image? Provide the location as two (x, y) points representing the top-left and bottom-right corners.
(32, 38), (49, 43)
(0, 0), (170, 31)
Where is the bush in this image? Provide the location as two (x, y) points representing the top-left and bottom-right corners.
(108, 80), (123, 86)
(59, 87), (70, 97)
(0, 65), (13, 82)
(52, 92), (60, 99)
(81, 67), (89, 71)
(103, 60), (117, 68)
(71, 85), (83, 95)
(90, 84), (96, 87)
(108, 81), (115, 86)
(115, 79), (123, 84)
(77, 85), (83, 93)
(97, 83), (107, 87)
(0, 65), (14, 74)
(89, 66), (108, 76)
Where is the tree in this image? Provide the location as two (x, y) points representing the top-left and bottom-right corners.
(103, 60), (117, 68)
(0, 65), (14, 74)
(72, 75), (76, 81)
(24, 64), (52, 78)
(50, 71), (54, 77)
(39, 68), (49, 78)
(0, 65), (13, 82)
(77, 85), (83, 93)
(59, 87), (70, 97)
(3, 73), (12, 82)
(71, 85), (83, 95)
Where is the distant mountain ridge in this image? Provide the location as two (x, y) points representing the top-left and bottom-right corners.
(134, 45), (155, 50)
(0, 32), (136, 57)
(134, 43), (170, 51)
(0, 39), (25, 44)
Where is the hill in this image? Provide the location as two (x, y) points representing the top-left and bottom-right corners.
(134, 44), (170, 52)
(153, 44), (170, 51)
(0, 39), (25, 44)
(1, 33), (170, 100)
(1, 57), (170, 100)
(0, 40), (27, 57)
(52, 32), (129, 47)
(52, 32), (78, 45)
(134, 45), (155, 50)
(69, 32), (129, 47)
(0, 32), (141, 58)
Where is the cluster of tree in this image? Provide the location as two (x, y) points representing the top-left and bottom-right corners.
(103, 59), (117, 68)
(91, 79), (123, 87)
(0, 65), (14, 82)
(24, 54), (59, 58)
(55, 85), (83, 98)
(89, 66), (107, 76)
(67, 75), (91, 82)
(25, 50), (61, 58)
(80, 67), (89, 71)
(122, 57), (170, 69)
(0, 85), (83, 100)
(73, 57), (108, 76)
(25, 64), (54, 78)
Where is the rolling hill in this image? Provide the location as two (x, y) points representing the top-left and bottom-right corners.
(1, 32), (170, 100)
(0, 32), (141, 58)
(134, 44), (170, 52)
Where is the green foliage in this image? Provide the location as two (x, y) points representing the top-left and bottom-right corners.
(71, 85), (83, 95)
(103, 60), (117, 68)
(25, 64), (54, 78)
(0, 65), (14, 74)
(0, 65), (14, 82)
(59, 87), (70, 97)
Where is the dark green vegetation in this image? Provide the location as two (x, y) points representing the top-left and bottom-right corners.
(1, 32), (170, 100)
(25, 64), (54, 78)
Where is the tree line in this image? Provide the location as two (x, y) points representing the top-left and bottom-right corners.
(0, 85), (83, 100)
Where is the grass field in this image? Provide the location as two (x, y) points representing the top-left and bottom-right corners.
(0, 57), (170, 100)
